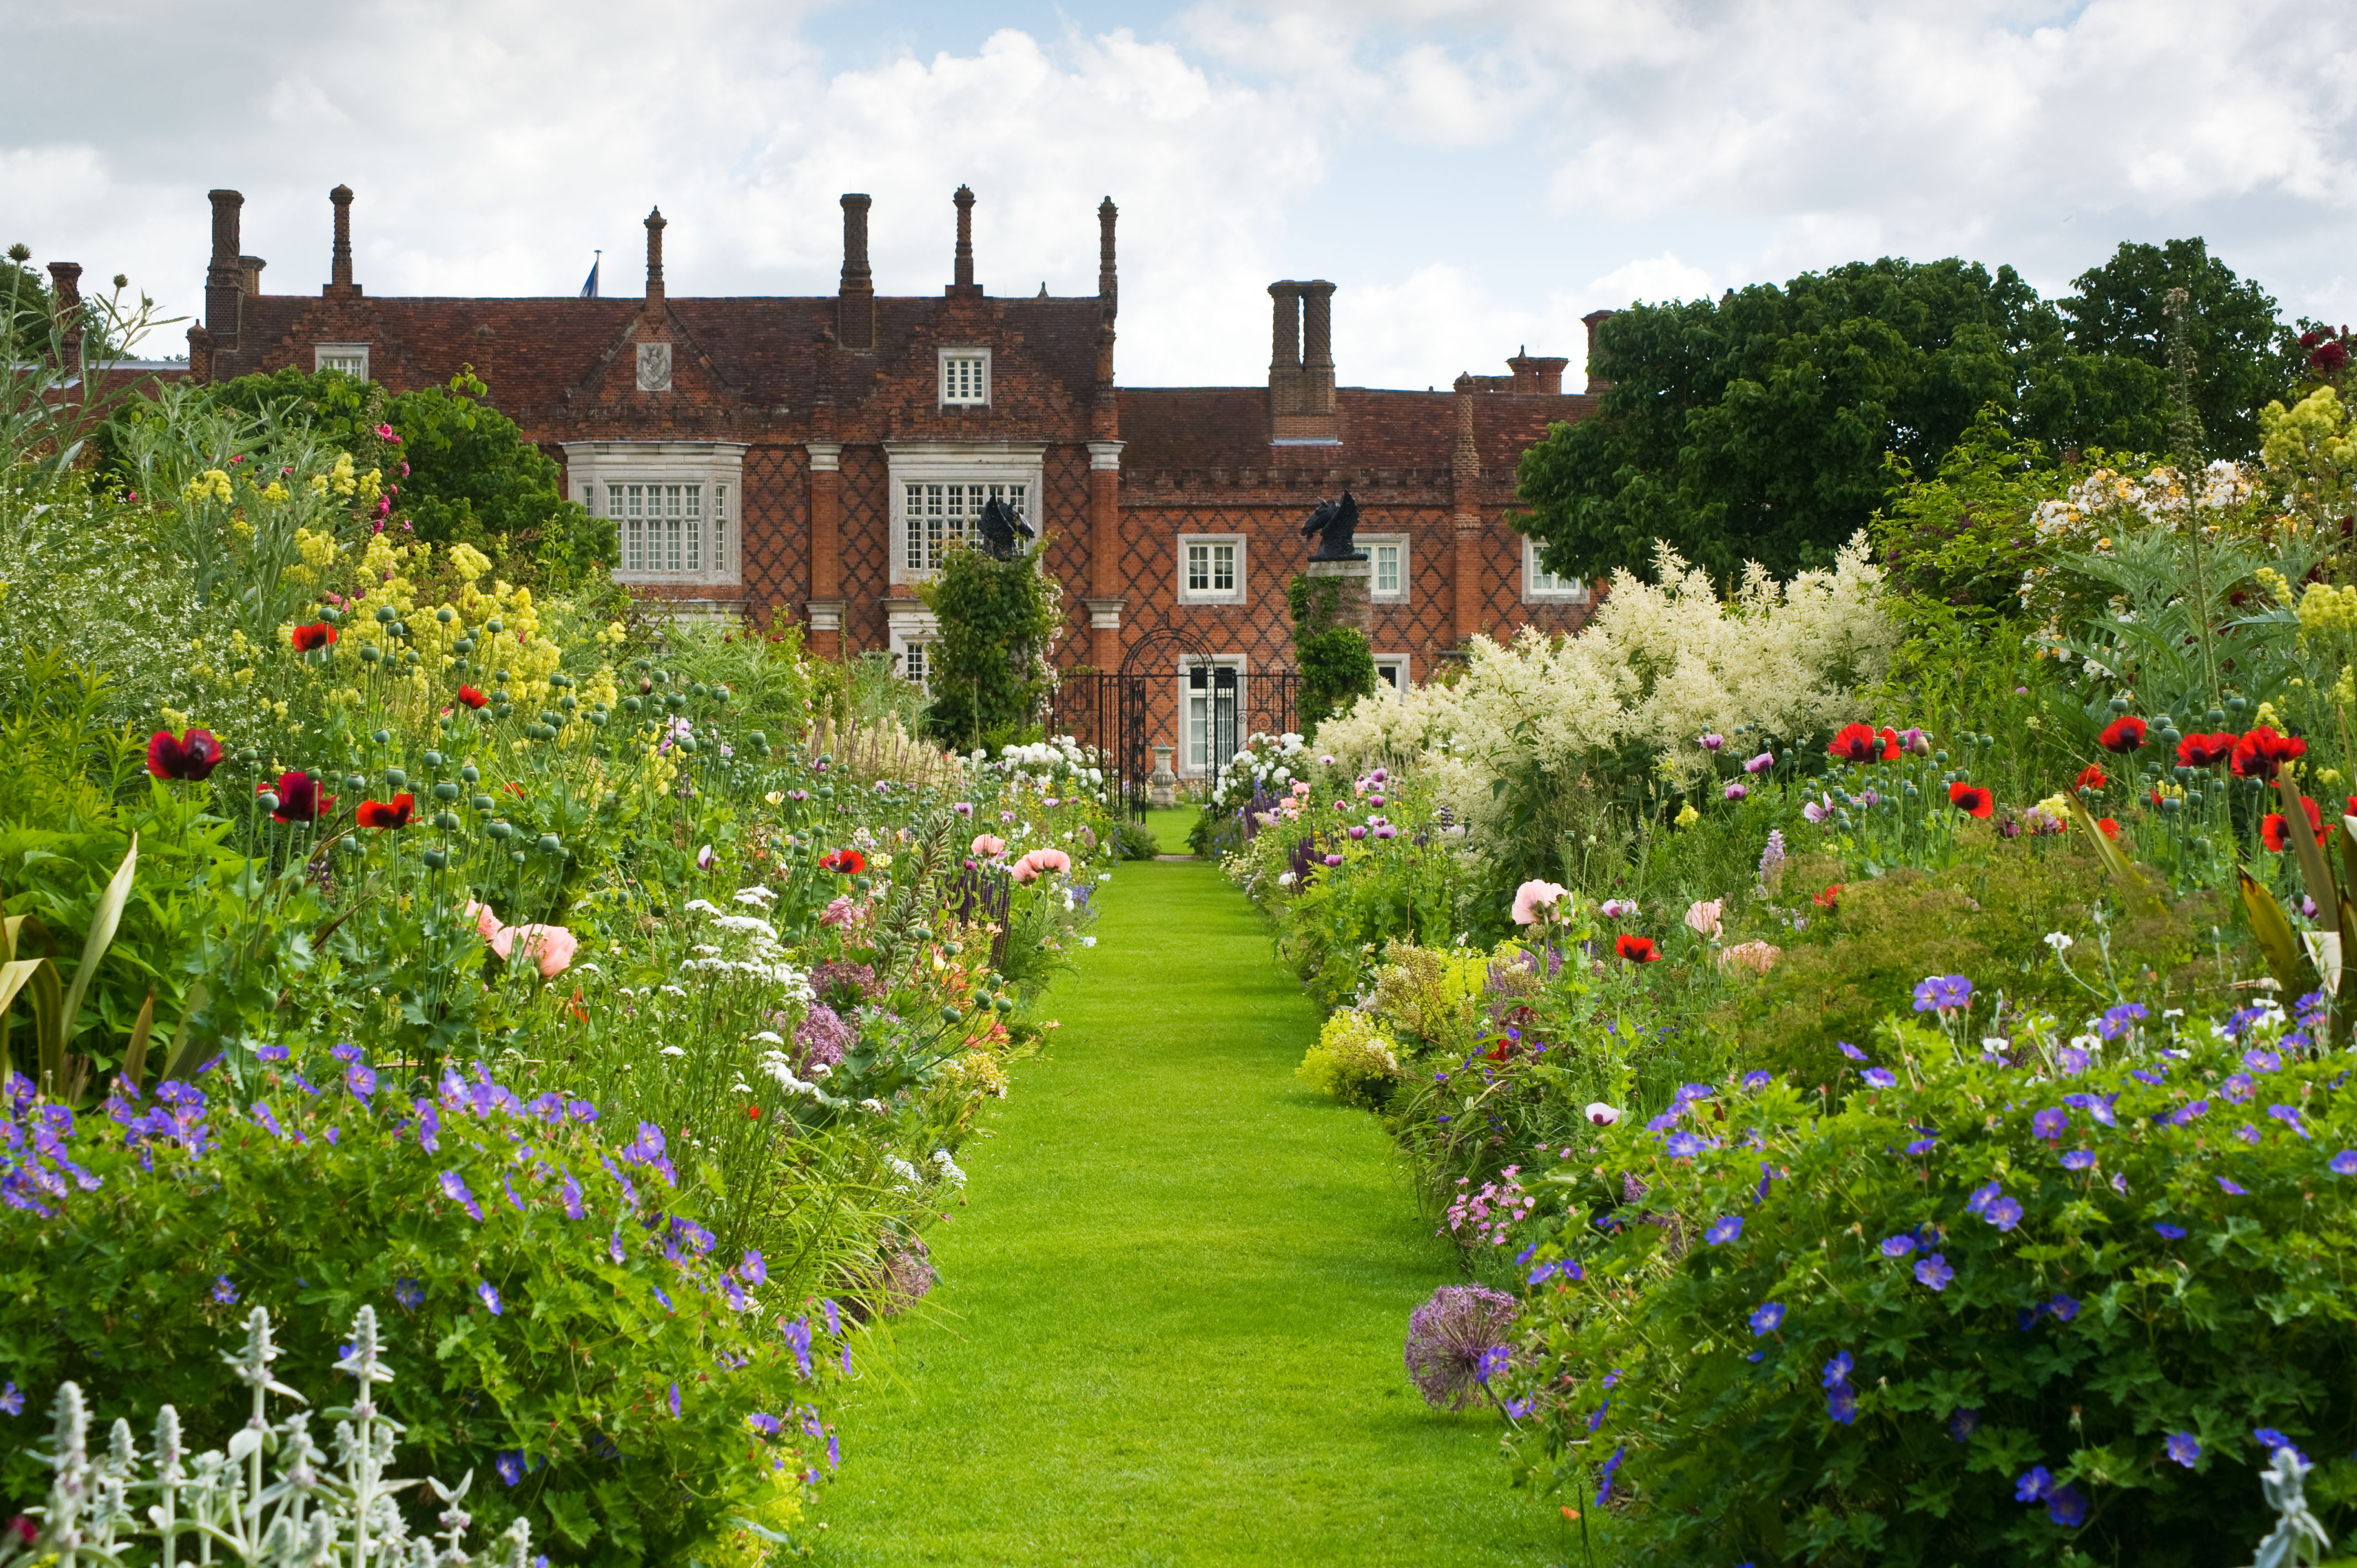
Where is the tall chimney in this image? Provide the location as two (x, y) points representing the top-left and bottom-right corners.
(46, 262), (81, 382)
(1505, 349), (1568, 394)
(205, 189), (244, 344)
(837, 194), (874, 350)
(643, 207), (666, 308)
(949, 185), (978, 297)
(1097, 197), (1118, 317)
(327, 184), (359, 297)
(1268, 281), (1301, 380)
(239, 256), (266, 296)
(1581, 309), (1616, 394)
(1300, 280), (1336, 414)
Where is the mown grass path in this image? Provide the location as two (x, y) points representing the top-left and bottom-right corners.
(822, 858), (1558, 1565)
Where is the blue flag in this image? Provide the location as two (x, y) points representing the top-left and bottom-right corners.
(579, 253), (600, 298)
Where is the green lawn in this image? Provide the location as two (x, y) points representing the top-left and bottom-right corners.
(1140, 805), (1200, 855)
(820, 861), (1562, 1565)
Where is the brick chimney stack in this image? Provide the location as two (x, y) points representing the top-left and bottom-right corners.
(949, 185), (979, 297)
(239, 256), (266, 295)
(1582, 309), (1615, 394)
(1097, 197), (1118, 318)
(205, 189), (244, 345)
(1506, 347), (1570, 394)
(837, 194), (874, 350)
(643, 207), (666, 310)
(326, 184), (361, 297)
(46, 262), (81, 382)
(1268, 278), (1337, 441)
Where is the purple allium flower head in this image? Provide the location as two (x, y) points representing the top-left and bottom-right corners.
(2166, 1432), (2200, 1467)
(1916, 1253), (1954, 1291)
(1749, 1302), (1785, 1335)
(477, 1282), (501, 1316)
(1704, 1215), (1743, 1245)
(882, 1235), (936, 1314)
(1404, 1283), (1520, 1411)
(1880, 1234), (1917, 1258)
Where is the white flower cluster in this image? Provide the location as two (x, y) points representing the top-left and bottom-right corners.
(1316, 535), (1898, 829)
(1206, 731), (1308, 811)
(990, 736), (1104, 790)
(678, 899), (815, 1001)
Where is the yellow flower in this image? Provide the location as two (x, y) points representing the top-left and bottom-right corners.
(448, 542), (492, 584)
(1675, 803), (1700, 828)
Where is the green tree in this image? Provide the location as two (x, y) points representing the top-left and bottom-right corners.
(916, 544), (1063, 753)
(385, 369), (610, 572)
(2060, 238), (2299, 460)
(1285, 572), (1376, 736)
(1515, 251), (2272, 584)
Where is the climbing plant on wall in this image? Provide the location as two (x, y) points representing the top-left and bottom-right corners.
(1286, 572), (1376, 737)
(918, 542), (1064, 754)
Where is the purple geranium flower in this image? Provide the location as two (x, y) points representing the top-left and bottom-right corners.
(1823, 1351), (1853, 1388)
(1881, 1234), (1918, 1257)
(2217, 1177), (2249, 1195)
(1838, 1041), (1869, 1062)
(2016, 1466), (2052, 1502)
(1749, 1302), (1785, 1335)
(1912, 974), (1972, 1012)
(439, 1170), (482, 1220)
(1704, 1215), (1743, 1245)
(2154, 1221), (2187, 1239)
(1826, 1384), (1858, 1424)
(1983, 1195), (2023, 1230)
(1864, 1067), (1898, 1089)
(2047, 1484), (2087, 1527)
(2170, 1100), (2210, 1126)
(2167, 1432), (2200, 1467)
(2061, 1150), (2096, 1170)
(2032, 1107), (2068, 1141)
(2268, 1104), (2310, 1139)
(1915, 1253), (1954, 1291)
(477, 1281), (502, 1316)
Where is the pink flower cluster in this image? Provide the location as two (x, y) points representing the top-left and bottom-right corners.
(463, 900), (578, 977)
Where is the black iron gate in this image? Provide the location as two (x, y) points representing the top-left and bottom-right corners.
(1044, 653), (1301, 824)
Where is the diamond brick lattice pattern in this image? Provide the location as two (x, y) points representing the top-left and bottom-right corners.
(740, 442), (807, 626)
(838, 447), (892, 656)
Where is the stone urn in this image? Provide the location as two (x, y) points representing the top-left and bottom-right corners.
(1149, 744), (1177, 808)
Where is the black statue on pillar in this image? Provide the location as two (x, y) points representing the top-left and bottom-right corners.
(976, 496), (1035, 560)
(1301, 491), (1366, 561)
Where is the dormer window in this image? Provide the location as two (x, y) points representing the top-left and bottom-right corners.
(939, 349), (990, 406)
(315, 343), (369, 380)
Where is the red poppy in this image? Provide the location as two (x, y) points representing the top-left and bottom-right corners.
(457, 685), (489, 710)
(2096, 817), (2122, 840)
(2097, 715), (2148, 754)
(355, 792), (416, 829)
(1826, 723), (1888, 765)
(290, 622), (337, 652)
(147, 726), (224, 782)
(262, 770), (332, 824)
(2074, 764), (2107, 792)
(819, 848), (868, 875)
(1948, 781), (1994, 818)
(2175, 732), (2236, 768)
(1614, 933), (1659, 963)
(747, 1103), (761, 1120)
(1813, 883), (1843, 911)
(2262, 795), (2325, 852)
(2231, 726), (2307, 780)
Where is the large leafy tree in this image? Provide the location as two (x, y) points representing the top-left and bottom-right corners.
(1516, 246), (2287, 583)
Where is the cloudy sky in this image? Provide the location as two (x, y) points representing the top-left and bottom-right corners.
(6, 0), (2354, 389)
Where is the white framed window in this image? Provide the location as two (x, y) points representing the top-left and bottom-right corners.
(886, 443), (1046, 586)
(315, 343), (369, 380)
(1364, 535), (1408, 602)
(939, 348), (991, 406)
(902, 480), (1028, 574)
(560, 442), (745, 588)
(1524, 537), (1589, 603)
(887, 607), (940, 694)
(1373, 655), (1409, 698)
(1177, 534), (1247, 606)
(1181, 658), (1246, 777)
(898, 641), (932, 690)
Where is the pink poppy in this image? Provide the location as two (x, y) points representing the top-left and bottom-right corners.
(492, 922), (578, 978)
(462, 900), (502, 941)
(971, 834), (1007, 858)
(1511, 880), (1568, 926)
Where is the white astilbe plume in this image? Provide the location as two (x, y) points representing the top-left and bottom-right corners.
(1317, 534), (1896, 832)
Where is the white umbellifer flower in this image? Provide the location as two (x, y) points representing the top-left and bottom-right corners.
(860, 1098), (888, 1116)
(734, 885), (778, 909)
(752, 1030), (784, 1045)
(886, 1156), (920, 1191)
(932, 1149), (968, 1185)
(661, 1045), (687, 1057)
(683, 898), (723, 915)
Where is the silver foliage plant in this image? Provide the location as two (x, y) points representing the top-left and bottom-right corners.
(0, 1304), (530, 1567)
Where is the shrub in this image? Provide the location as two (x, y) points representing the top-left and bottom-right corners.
(0, 1058), (843, 1562)
(1501, 996), (2357, 1567)
(1285, 574), (1375, 736)
(1295, 1009), (1402, 1108)
(916, 544), (1062, 755)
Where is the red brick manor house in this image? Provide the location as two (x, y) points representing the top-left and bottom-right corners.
(182, 184), (1601, 773)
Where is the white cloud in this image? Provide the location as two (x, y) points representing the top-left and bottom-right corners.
(1585, 253), (1713, 308)
(4, 0), (2355, 391)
